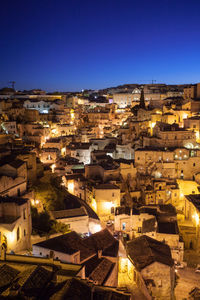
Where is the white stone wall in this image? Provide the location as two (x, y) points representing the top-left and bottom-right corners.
(141, 261), (175, 300)
(32, 244), (80, 263)
(57, 215), (89, 234)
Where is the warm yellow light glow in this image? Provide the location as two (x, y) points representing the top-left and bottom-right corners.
(177, 180), (200, 197)
(70, 109), (75, 121)
(104, 202), (114, 209)
(119, 258), (128, 272)
(91, 198), (97, 212)
(35, 199), (39, 205)
(150, 122), (156, 136)
(7, 231), (15, 244)
(93, 224), (101, 233)
(195, 131), (200, 141)
(67, 182), (74, 194)
(193, 213), (199, 226)
(51, 164), (56, 173)
(182, 113), (188, 119)
(51, 128), (57, 135)
(61, 147), (66, 156)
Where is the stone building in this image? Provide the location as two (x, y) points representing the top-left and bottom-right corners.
(184, 83), (200, 100)
(0, 196), (32, 252)
(144, 122), (196, 148)
(68, 142), (92, 165)
(49, 191), (101, 234)
(126, 235), (175, 300)
(33, 229), (119, 288)
(0, 157), (27, 182)
(93, 183), (120, 221)
(0, 253), (130, 299)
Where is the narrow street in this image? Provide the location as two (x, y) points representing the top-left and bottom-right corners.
(118, 271), (148, 300)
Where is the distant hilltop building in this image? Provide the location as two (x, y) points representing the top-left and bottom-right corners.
(112, 84), (183, 109)
(184, 83), (200, 100)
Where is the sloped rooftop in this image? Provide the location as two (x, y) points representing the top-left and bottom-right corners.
(34, 231), (95, 261)
(127, 235), (174, 271)
(83, 228), (119, 257)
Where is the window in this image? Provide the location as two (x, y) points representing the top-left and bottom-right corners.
(24, 229), (26, 236)
(138, 227), (142, 233)
(122, 222), (126, 230)
(23, 208), (26, 219)
(193, 163), (196, 167)
(50, 250), (54, 258)
(17, 227), (20, 241)
(112, 193), (115, 197)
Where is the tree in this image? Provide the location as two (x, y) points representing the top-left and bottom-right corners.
(31, 207), (53, 234)
(32, 175), (66, 211)
(139, 88), (145, 109)
(31, 206), (70, 235)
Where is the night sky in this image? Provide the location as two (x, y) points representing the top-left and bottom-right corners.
(1, 0), (200, 91)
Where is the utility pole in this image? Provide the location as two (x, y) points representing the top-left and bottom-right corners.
(9, 81), (16, 90)
(151, 80), (156, 84)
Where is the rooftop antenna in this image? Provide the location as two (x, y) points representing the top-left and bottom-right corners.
(9, 81), (16, 90)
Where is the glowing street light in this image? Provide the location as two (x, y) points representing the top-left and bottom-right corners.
(51, 164), (56, 173)
(193, 213), (199, 226)
(104, 202), (114, 209)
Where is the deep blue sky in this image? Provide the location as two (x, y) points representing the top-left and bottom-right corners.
(1, 0), (200, 91)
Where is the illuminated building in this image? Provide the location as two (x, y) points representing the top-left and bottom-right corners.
(0, 196), (31, 252)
